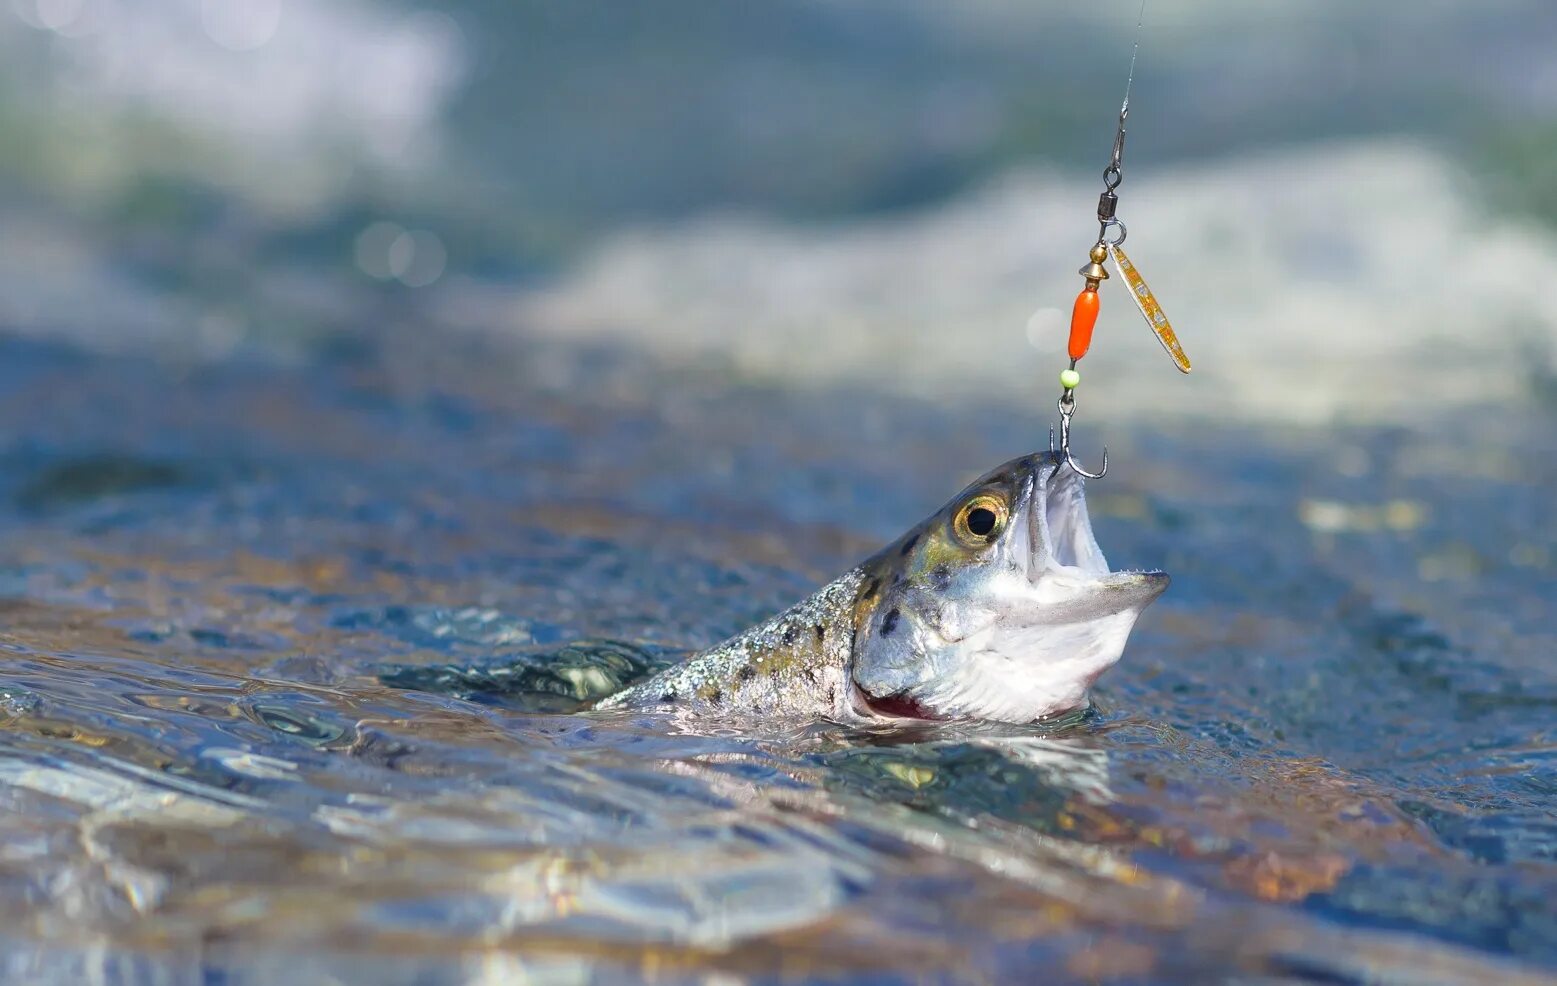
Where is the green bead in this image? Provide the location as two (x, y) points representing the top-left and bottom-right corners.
(1059, 368), (1081, 390)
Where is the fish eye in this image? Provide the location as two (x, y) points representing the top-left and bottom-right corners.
(953, 494), (1007, 546)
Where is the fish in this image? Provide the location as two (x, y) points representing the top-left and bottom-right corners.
(596, 451), (1167, 724)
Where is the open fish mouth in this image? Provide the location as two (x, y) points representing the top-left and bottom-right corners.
(852, 455), (1168, 724)
(1030, 456), (1166, 603)
(1032, 457), (1113, 579)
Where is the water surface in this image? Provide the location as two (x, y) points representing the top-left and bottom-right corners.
(0, 324), (1553, 984)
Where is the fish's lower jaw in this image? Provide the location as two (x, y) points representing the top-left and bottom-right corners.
(1089, 570), (1170, 617)
(1012, 570), (1167, 629)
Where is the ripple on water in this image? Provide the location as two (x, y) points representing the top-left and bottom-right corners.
(0, 328), (1550, 982)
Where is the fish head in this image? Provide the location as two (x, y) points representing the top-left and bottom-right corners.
(848, 452), (1167, 724)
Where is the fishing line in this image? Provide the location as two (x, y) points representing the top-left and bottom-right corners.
(1121, 0), (1146, 114)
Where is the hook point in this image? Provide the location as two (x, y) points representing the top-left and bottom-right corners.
(1066, 445), (1108, 480)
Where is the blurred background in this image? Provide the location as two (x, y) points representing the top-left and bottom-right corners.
(3, 0), (1555, 421)
(2, 2), (1557, 982)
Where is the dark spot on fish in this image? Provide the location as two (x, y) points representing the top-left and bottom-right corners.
(900, 535), (920, 556)
(658, 691), (674, 702)
(782, 625), (797, 645)
(930, 565), (951, 589)
(736, 664), (755, 683)
(863, 578), (880, 600)
(703, 687), (723, 703)
(814, 624), (825, 641)
(880, 608), (900, 638)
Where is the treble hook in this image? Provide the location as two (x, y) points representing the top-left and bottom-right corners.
(1048, 395), (1108, 479)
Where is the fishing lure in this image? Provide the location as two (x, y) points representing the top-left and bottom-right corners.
(1051, 6), (1190, 479)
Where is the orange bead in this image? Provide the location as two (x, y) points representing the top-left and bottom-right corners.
(1069, 287), (1100, 361)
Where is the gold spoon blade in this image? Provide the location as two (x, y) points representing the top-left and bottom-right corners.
(1108, 242), (1191, 374)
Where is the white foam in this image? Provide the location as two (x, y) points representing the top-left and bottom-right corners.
(516, 140), (1557, 424)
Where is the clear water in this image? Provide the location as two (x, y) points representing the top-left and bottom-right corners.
(0, 324), (1553, 984)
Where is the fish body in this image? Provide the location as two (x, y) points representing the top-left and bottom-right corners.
(597, 452), (1167, 724)
(596, 568), (864, 719)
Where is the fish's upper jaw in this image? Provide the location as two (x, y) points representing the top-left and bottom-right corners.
(1028, 455), (1112, 584)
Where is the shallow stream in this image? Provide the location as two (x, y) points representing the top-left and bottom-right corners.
(0, 322), (1552, 983)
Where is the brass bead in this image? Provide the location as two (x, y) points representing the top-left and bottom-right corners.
(1089, 243), (1108, 264)
(1077, 261), (1110, 281)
